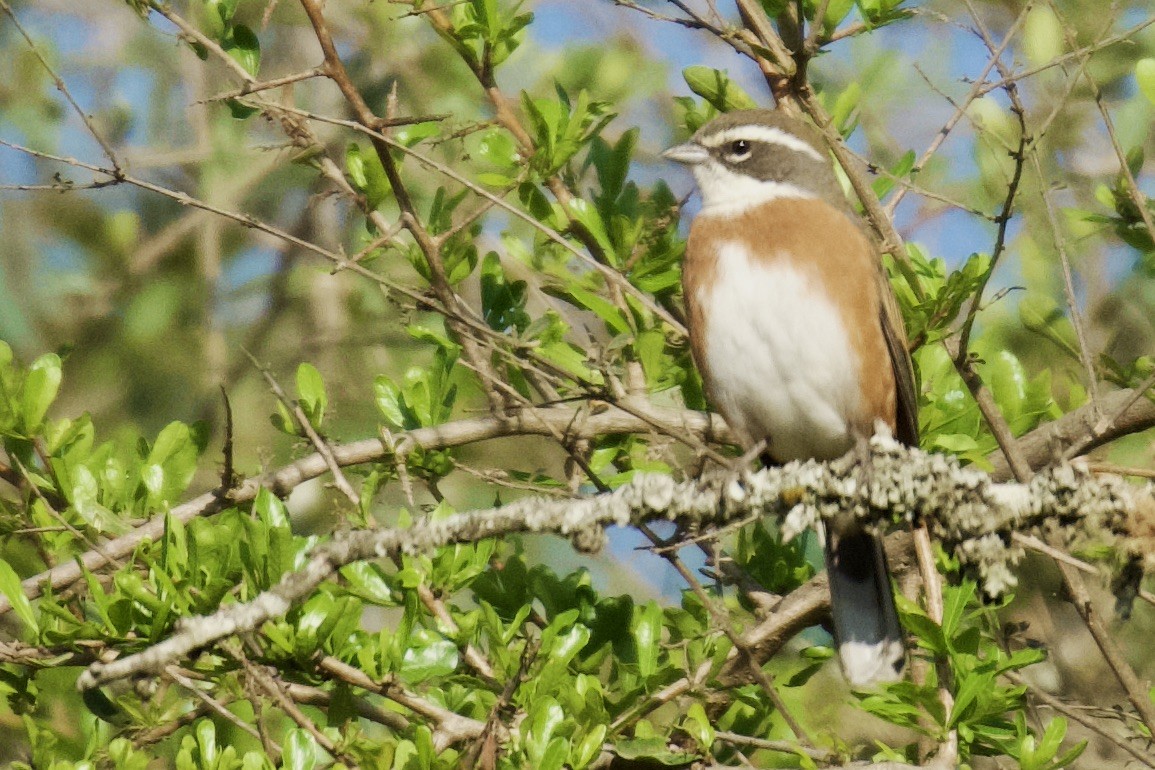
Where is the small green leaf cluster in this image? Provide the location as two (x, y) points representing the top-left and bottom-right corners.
(759, 0), (912, 36)
(272, 363), (329, 436)
(915, 341), (1062, 465)
(0, 343), (206, 550)
(437, 0), (533, 74)
(865, 582), (1085, 769)
(1078, 147), (1155, 259)
(199, 0), (262, 118)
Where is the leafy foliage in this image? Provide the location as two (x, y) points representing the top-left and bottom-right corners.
(0, 0), (1153, 768)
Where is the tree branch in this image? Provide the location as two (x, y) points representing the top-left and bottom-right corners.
(77, 437), (1149, 691)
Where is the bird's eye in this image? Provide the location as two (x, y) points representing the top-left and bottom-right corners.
(727, 139), (752, 160)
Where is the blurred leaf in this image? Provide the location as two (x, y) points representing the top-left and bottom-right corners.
(823, 0), (855, 32)
(224, 24), (261, 77)
(1138, 59), (1155, 106)
(682, 66), (758, 112)
(394, 121), (441, 147)
(831, 81), (861, 135)
(0, 559), (37, 636)
(281, 729), (318, 770)
(1023, 7), (1062, 66)
(400, 637), (459, 682)
(295, 363), (327, 430)
(20, 353), (61, 432)
(873, 149), (915, 199)
(345, 142), (391, 210)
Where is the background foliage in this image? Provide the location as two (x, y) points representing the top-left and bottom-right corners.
(2, 0), (1155, 767)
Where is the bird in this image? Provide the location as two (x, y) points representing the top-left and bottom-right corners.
(663, 109), (918, 686)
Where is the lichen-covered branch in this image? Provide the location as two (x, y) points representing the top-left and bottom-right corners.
(78, 436), (1149, 691)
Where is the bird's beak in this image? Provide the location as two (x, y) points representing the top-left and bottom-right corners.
(662, 141), (709, 166)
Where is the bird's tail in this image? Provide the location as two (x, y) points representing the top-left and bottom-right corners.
(823, 524), (905, 686)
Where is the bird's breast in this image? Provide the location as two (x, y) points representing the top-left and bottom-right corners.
(690, 239), (865, 460)
(682, 198), (897, 462)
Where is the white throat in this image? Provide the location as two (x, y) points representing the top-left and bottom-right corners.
(691, 160), (815, 217)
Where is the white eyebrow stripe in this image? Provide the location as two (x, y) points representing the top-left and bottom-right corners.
(700, 126), (825, 162)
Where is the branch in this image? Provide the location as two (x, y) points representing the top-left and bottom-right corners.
(986, 386), (1155, 482)
(77, 437), (1149, 691)
(8, 379), (1153, 620)
(0, 401), (727, 616)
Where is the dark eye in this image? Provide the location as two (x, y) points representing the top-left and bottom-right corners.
(726, 139), (752, 160)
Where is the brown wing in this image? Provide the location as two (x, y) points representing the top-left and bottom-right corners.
(878, 270), (919, 447)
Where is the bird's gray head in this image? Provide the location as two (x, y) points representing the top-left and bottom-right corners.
(663, 110), (844, 216)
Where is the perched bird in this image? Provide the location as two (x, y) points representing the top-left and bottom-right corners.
(664, 109), (917, 686)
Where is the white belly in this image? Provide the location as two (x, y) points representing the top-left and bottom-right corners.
(699, 241), (863, 461)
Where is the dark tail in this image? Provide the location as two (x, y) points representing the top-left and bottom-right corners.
(824, 524), (905, 686)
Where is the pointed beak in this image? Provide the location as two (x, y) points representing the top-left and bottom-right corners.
(662, 141), (709, 166)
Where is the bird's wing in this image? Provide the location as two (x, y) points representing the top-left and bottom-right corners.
(878, 269), (919, 447)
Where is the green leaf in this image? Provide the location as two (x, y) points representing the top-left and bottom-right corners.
(633, 601), (662, 678)
(373, 375), (406, 427)
(1138, 59), (1155, 106)
(394, 121), (441, 148)
(253, 487), (290, 529)
(281, 729), (318, 770)
(399, 637), (459, 682)
(1023, 6), (1063, 66)
(0, 559), (37, 636)
(940, 580), (975, 640)
(538, 738), (568, 770)
(613, 737), (697, 765)
(271, 400), (297, 435)
(830, 81), (861, 134)
(345, 142), (391, 210)
(295, 362), (327, 429)
(573, 724), (607, 769)
(144, 422), (198, 505)
(226, 99), (259, 120)
(822, 0), (855, 32)
(681, 702), (715, 750)
(225, 24), (261, 77)
(567, 197), (618, 264)
(682, 66), (759, 112)
(209, 0), (240, 23)
(480, 252), (530, 332)
(873, 149), (915, 199)
(194, 719), (218, 764)
(635, 328), (667, 388)
(526, 697), (565, 765)
(543, 283), (628, 335)
(341, 562), (397, 606)
(591, 128), (637, 205)
(551, 623), (592, 666)
(21, 353), (62, 432)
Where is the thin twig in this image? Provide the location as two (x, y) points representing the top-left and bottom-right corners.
(258, 99), (689, 336)
(1055, 562), (1155, 736)
(0, 0), (123, 173)
(1030, 151), (1103, 414)
(198, 68), (325, 103)
(245, 349), (362, 506)
(884, 3), (1032, 219)
(1005, 671), (1155, 768)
